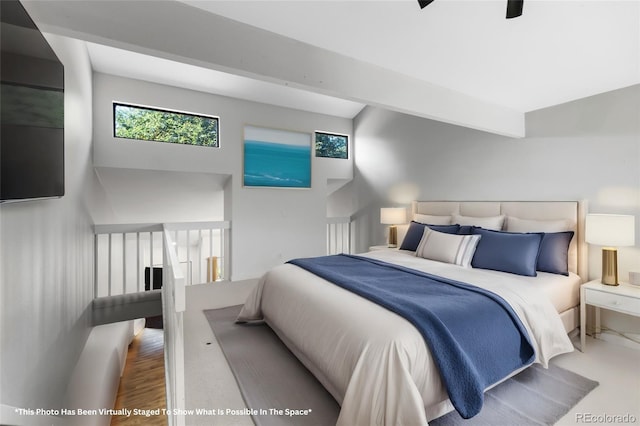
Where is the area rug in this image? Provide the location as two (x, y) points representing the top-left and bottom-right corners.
(204, 305), (598, 426)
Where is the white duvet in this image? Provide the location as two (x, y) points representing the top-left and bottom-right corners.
(237, 250), (574, 425)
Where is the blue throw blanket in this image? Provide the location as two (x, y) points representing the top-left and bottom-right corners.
(288, 254), (535, 419)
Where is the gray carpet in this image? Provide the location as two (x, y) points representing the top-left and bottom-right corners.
(204, 305), (598, 426)
(431, 363), (598, 425)
(204, 305), (340, 426)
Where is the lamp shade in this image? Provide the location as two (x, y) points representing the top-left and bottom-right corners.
(585, 214), (635, 247)
(380, 207), (406, 225)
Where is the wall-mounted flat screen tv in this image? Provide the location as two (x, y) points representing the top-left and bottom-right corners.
(1, 0), (65, 203)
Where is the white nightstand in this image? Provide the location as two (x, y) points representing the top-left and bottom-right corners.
(580, 279), (640, 351)
(369, 245), (398, 251)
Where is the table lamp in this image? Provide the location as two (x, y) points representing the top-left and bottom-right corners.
(381, 207), (406, 248)
(585, 214), (635, 285)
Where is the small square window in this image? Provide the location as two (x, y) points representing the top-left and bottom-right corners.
(315, 132), (348, 159)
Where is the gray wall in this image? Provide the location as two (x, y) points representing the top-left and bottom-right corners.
(0, 35), (95, 410)
(353, 84), (639, 270)
(352, 84), (640, 338)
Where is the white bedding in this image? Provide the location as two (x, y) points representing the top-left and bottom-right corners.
(531, 271), (581, 314)
(405, 251), (582, 314)
(238, 250), (575, 425)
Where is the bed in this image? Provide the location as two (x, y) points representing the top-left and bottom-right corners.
(238, 201), (587, 425)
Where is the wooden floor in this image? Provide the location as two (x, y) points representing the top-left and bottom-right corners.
(111, 328), (168, 426)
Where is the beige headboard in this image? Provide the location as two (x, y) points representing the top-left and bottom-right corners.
(411, 201), (588, 280)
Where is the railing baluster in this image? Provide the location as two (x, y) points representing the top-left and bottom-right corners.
(333, 224), (337, 254)
(344, 223), (348, 253)
(326, 224), (330, 255)
(209, 229), (213, 259)
(108, 233), (112, 296)
(94, 234), (98, 298)
(209, 229), (213, 282)
(186, 230), (191, 285)
(198, 229), (202, 284)
(221, 229), (226, 280)
(150, 232), (154, 291)
(175, 230), (179, 260)
(161, 234), (164, 289)
(223, 228), (229, 280)
(122, 233), (127, 294)
(136, 232), (141, 292)
(329, 223), (334, 254)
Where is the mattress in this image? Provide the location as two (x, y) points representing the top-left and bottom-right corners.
(238, 250), (574, 425)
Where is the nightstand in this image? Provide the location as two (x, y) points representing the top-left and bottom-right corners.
(580, 279), (640, 351)
(369, 245), (398, 251)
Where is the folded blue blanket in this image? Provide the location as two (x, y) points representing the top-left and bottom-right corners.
(288, 254), (535, 419)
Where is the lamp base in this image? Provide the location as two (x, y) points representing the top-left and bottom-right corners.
(601, 247), (619, 286)
(388, 225), (398, 248)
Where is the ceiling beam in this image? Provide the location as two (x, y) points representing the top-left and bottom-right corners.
(24, 0), (525, 137)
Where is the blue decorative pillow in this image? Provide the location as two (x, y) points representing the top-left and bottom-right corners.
(399, 221), (460, 251)
(471, 228), (543, 277)
(457, 225), (478, 235)
(537, 231), (574, 276)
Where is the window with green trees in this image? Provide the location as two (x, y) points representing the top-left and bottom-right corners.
(315, 132), (348, 159)
(113, 103), (219, 147)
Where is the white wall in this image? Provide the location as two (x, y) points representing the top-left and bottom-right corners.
(0, 35), (95, 412)
(352, 84), (640, 341)
(93, 167), (227, 224)
(92, 73), (353, 280)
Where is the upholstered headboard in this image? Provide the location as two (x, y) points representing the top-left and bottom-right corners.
(411, 201), (588, 280)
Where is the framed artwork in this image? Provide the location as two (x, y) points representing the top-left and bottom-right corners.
(243, 125), (312, 188)
(315, 131), (348, 159)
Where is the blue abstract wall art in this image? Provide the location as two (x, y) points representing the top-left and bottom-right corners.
(244, 126), (312, 188)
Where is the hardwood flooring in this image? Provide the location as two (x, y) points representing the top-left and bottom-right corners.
(111, 328), (168, 426)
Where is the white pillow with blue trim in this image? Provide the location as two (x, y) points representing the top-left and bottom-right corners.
(416, 228), (481, 268)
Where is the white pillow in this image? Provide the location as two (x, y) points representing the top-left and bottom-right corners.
(414, 214), (452, 225)
(452, 214), (505, 231)
(506, 216), (574, 232)
(416, 228), (481, 268)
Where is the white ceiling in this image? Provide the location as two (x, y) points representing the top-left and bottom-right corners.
(86, 42), (365, 119)
(183, 0), (640, 113)
(27, 0), (640, 131)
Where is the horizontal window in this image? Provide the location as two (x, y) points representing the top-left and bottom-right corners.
(315, 131), (348, 159)
(113, 103), (219, 147)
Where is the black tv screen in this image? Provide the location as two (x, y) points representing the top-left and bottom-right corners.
(1, 0), (64, 203)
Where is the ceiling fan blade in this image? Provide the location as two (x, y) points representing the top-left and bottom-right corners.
(506, 0), (524, 18)
(418, 0), (435, 10)
(418, 0), (522, 18)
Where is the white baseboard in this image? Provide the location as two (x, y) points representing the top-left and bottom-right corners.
(597, 330), (640, 351)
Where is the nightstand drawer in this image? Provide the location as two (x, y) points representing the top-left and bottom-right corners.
(585, 288), (640, 316)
